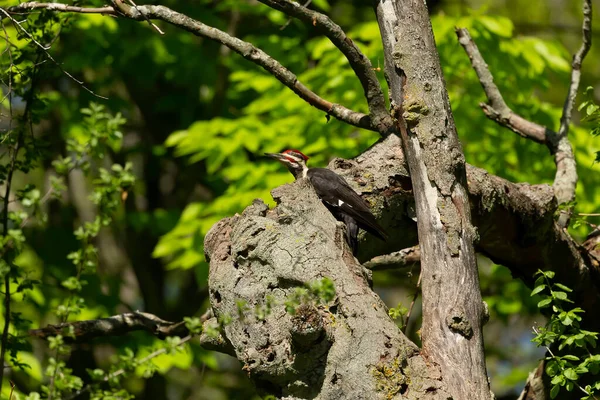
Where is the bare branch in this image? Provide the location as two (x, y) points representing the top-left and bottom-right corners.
(4, 2), (115, 14)
(363, 245), (420, 270)
(29, 311), (190, 343)
(552, 0), (592, 214)
(457, 0), (593, 228)
(0, 7), (108, 99)
(256, 0), (396, 136)
(124, 0), (164, 34)
(455, 28), (548, 144)
(2, 2), (374, 131)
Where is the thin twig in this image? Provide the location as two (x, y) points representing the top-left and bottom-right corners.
(0, 16), (13, 128)
(455, 28), (548, 144)
(0, 8), (107, 99)
(280, 0), (311, 30)
(552, 0), (592, 223)
(4, 3), (115, 14)
(0, 72), (28, 397)
(403, 272), (421, 334)
(125, 0), (164, 34)
(48, 233), (92, 399)
(0, 45), (42, 392)
(66, 335), (193, 400)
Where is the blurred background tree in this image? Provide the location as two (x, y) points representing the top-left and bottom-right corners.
(0, 0), (599, 399)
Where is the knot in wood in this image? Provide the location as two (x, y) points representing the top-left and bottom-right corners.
(446, 312), (473, 339)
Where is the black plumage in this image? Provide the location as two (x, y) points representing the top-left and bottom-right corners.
(307, 168), (388, 250)
(265, 150), (388, 255)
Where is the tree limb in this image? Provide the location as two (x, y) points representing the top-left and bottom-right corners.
(454, 28), (548, 144)
(374, 2), (490, 398)
(3, 2), (115, 14)
(363, 245), (420, 270)
(457, 0), (592, 226)
(29, 312), (190, 343)
(256, 0), (396, 136)
(203, 179), (447, 399)
(552, 0), (592, 218)
(2, 2), (373, 131)
(334, 134), (600, 331)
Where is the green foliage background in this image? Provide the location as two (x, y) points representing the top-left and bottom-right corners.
(0, 0), (599, 398)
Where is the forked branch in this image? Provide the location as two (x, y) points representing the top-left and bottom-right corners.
(457, 0), (592, 226)
(552, 0), (592, 212)
(256, 0), (396, 136)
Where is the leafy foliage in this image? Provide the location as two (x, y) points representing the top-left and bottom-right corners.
(532, 270), (600, 399)
(0, 0), (597, 398)
(579, 86), (600, 164)
(284, 277), (336, 315)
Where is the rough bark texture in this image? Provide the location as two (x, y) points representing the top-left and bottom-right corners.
(374, 1), (490, 399)
(204, 180), (449, 400)
(330, 135), (600, 331)
(5, 2), (599, 400)
(202, 132), (600, 400)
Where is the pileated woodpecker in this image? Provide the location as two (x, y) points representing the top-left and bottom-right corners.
(265, 149), (387, 254)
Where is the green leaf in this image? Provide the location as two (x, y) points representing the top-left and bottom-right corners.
(544, 270), (556, 279)
(551, 291), (568, 301)
(478, 16), (514, 38)
(531, 284), (546, 296)
(563, 368), (578, 381)
(545, 360), (560, 377)
(538, 298), (552, 308)
(565, 381), (574, 392)
(553, 283), (573, 292)
(550, 384), (560, 399)
(561, 355), (579, 361)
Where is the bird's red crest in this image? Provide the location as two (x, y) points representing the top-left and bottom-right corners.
(282, 149), (309, 161)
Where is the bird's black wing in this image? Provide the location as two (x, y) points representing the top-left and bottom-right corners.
(307, 168), (388, 241)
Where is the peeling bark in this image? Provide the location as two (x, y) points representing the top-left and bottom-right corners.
(3, 2), (599, 399)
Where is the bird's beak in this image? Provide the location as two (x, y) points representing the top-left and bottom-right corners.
(264, 152), (286, 161)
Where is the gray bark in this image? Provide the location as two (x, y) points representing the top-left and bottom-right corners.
(374, 1), (490, 399)
(204, 180), (449, 400)
(202, 132), (598, 400)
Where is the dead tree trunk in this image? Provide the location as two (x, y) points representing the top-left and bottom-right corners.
(374, 2), (491, 399)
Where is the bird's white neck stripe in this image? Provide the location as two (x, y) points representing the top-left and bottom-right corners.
(302, 164), (308, 179)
